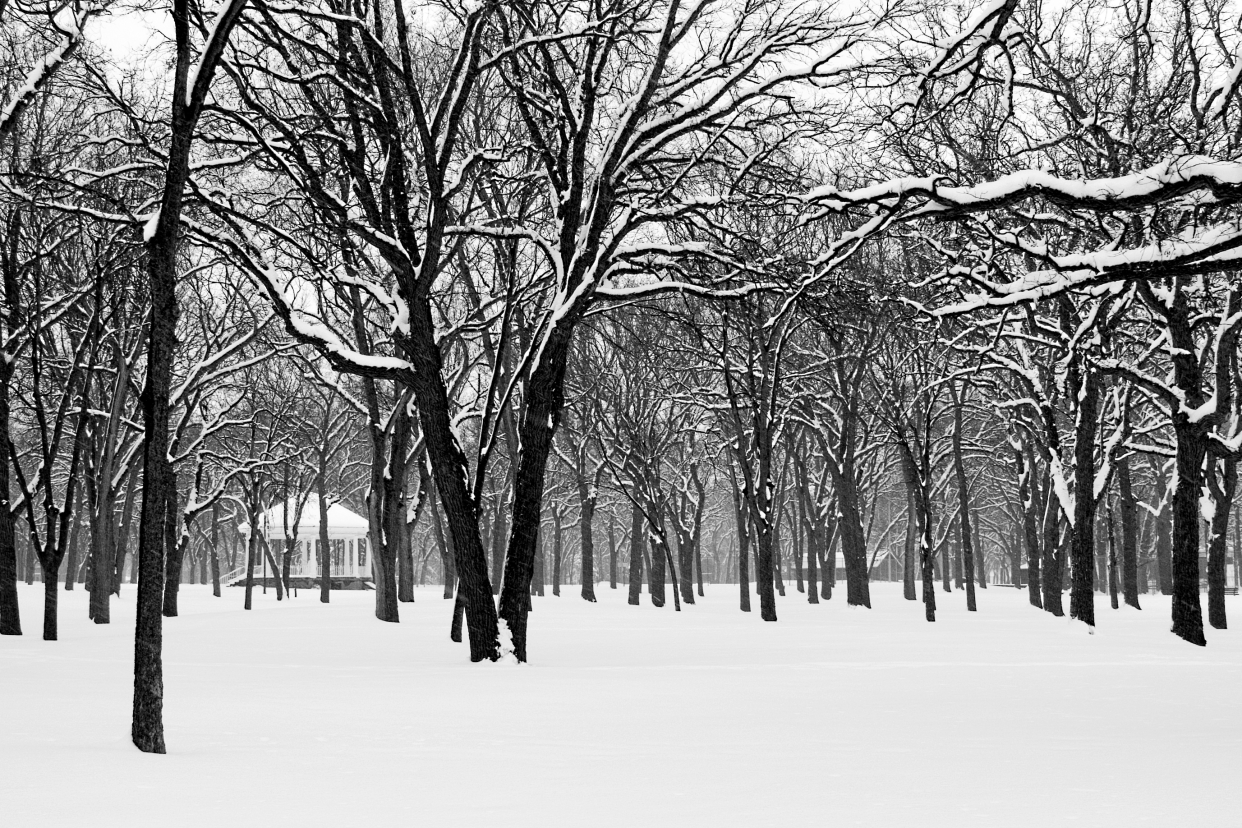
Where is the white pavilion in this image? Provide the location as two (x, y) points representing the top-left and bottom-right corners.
(254, 499), (373, 587)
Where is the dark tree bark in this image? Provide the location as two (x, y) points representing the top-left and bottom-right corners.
(161, 482), (183, 617)
(450, 585), (466, 642)
(823, 506), (838, 601)
(829, 460), (870, 607)
(1164, 287), (1208, 646)
(577, 475), (596, 602)
(317, 482), (331, 603)
(1040, 471), (1065, 616)
(940, 521), (951, 594)
(63, 494), (83, 592)
(627, 502), (642, 606)
(730, 466), (750, 612)
(607, 512), (617, 589)
(917, 498), (936, 623)
(902, 465), (917, 601)
(210, 500), (221, 598)
(373, 404), (410, 623)
(1107, 503), (1119, 610)
(1014, 439), (1042, 607)
(398, 513), (415, 603)
(649, 530), (666, 608)
(1069, 369), (1100, 627)
(0, 220), (21, 636)
(133, 0), (249, 754)
(1116, 454), (1140, 609)
(1153, 477), (1174, 595)
(951, 382), (977, 612)
(551, 504), (562, 597)
(259, 536), (283, 600)
(1206, 456), (1236, 630)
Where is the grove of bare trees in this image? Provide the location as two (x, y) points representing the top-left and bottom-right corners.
(4, 0), (1242, 755)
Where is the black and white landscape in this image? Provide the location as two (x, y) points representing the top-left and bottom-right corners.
(2, 0), (1241, 825)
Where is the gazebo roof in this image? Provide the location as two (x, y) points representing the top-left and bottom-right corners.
(257, 499), (370, 536)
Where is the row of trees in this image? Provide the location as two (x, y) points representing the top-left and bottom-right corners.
(3, 0), (1242, 753)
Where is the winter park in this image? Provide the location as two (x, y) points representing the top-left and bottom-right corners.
(3, 0), (1242, 825)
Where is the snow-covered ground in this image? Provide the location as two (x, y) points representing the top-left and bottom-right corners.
(2, 581), (1238, 827)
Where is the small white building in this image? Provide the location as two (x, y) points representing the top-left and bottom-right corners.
(257, 499), (373, 584)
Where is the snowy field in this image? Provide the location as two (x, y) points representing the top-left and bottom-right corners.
(2, 581), (1239, 828)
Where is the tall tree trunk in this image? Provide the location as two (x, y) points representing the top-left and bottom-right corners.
(951, 383), (977, 612)
(1117, 453), (1140, 609)
(1167, 295), (1207, 646)
(0, 307), (19, 635)
(243, 500), (258, 611)
(161, 482), (183, 617)
(132, 0), (248, 754)
(88, 486), (116, 623)
(209, 498), (221, 599)
(940, 520), (951, 593)
(608, 513), (617, 590)
(64, 496), (83, 592)
(317, 481), (331, 603)
(917, 491), (936, 623)
(753, 512), (776, 621)
(1069, 370), (1100, 627)
(834, 466), (871, 608)
(903, 475), (917, 601)
(1107, 503), (1120, 610)
(1015, 440), (1042, 607)
(373, 405), (410, 623)
(1206, 456), (1236, 630)
(677, 517), (695, 605)
(41, 562), (58, 640)
(398, 508), (415, 603)
(1154, 483), (1174, 595)
(804, 496), (820, 605)
(627, 502), (642, 606)
(551, 505), (562, 597)
(731, 478), (750, 612)
(824, 507), (838, 601)
(649, 527), (667, 608)
(577, 476), (596, 602)
(1040, 472), (1064, 616)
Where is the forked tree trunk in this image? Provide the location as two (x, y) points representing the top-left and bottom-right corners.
(260, 536), (283, 601)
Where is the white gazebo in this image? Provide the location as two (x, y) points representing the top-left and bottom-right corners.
(256, 499), (373, 587)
